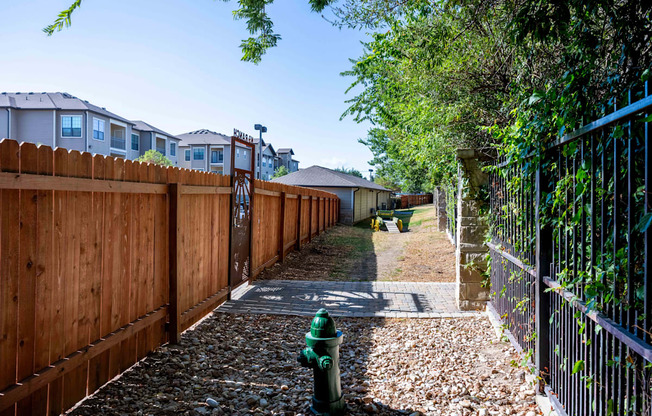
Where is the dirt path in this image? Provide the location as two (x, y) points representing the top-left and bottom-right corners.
(257, 206), (455, 282)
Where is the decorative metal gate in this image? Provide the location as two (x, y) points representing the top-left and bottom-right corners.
(229, 130), (256, 288)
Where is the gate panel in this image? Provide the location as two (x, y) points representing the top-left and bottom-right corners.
(229, 133), (255, 288)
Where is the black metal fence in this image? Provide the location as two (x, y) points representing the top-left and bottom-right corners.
(489, 85), (652, 415)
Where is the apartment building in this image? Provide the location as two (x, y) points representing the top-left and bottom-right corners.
(178, 129), (299, 179)
(0, 92), (181, 164)
(177, 129), (253, 174)
(276, 148), (300, 172)
(131, 120), (180, 165)
(260, 143), (277, 180)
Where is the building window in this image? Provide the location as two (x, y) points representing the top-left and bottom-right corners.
(211, 149), (224, 164)
(185, 149), (191, 161)
(62, 115), (82, 137)
(237, 148), (240, 158)
(131, 133), (139, 151)
(170, 142), (176, 157)
(193, 147), (205, 160)
(92, 118), (105, 141)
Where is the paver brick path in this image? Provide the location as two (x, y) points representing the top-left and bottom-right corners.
(218, 280), (478, 318)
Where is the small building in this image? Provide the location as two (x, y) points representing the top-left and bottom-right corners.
(271, 165), (391, 224)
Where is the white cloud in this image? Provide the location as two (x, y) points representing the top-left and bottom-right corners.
(319, 156), (348, 169)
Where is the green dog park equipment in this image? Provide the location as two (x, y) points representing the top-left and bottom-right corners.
(393, 210), (414, 231)
(298, 309), (346, 416)
(376, 209), (394, 220)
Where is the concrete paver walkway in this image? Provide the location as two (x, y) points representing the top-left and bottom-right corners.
(217, 280), (477, 318)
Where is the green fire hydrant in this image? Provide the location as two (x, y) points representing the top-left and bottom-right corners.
(298, 309), (346, 416)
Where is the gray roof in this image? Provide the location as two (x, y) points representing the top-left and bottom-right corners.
(277, 148), (294, 155)
(271, 165), (389, 191)
(0, 92), (133, 125)
(262, 143), (276, 156)
(177, 129), (231, 147)
(131, 120), (179, 140)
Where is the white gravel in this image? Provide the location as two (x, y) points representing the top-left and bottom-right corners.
(70, 313), (540, 416)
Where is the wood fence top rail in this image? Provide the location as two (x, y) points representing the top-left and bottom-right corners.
(0, 171), (168, 194)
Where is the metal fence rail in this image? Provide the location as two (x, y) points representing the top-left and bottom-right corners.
(489, 84), (652, 415)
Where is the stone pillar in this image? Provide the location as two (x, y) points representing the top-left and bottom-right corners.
(456, 149), (490, 311)
(435, 187), (447, 232)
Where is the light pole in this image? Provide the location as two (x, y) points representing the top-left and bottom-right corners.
(254, 124), (267, 179)
(254, 124), (267, 140)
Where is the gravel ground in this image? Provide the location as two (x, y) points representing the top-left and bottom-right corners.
(70, 313), (540, 416)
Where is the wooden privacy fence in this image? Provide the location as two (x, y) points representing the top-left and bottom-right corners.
(400, 193), (433, 208)
(0, 139), (339, 416)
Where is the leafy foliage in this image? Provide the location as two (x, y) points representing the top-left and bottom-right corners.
(271, 165), (289, 178)
(334, 166), (363, 178)
(47, 0), (335, 63)
(43, 0), (82, 36)
(136, 150), (173, 167)
(373, 176), (401, 192)
(341, 2), (514, 191)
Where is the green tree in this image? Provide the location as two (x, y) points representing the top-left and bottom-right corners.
(136, 150), (173, 167)
(334, 166), (363, 178)
(272, 165), (289, 178)
(374, 176), (401, 192)
(45, 0), (433, 63)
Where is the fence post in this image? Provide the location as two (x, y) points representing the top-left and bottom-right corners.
(296, 196), (302, 250)
(535, 159), (552, 390)
(308, 196), (313, 242)
(455, 149), (491, 311)
(168, 183), (181, 344)
(317, 197), (321, 235)
(326, 198), (330, 227)
(279, 191), (286, 262)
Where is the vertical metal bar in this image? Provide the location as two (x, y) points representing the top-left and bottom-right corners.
(536, 155), (552, 389)
(644, 80), (651, 347)
(625, 90), (635, 416)
(590, 132), (600, 416)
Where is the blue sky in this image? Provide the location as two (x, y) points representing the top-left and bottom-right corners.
(0, 0), (376, 176)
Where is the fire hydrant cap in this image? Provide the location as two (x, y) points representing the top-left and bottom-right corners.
(310, 308), (337, 338)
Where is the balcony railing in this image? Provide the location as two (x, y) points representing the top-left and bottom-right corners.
(111, 137), (126, 150)
(156, 147), (166, 156)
